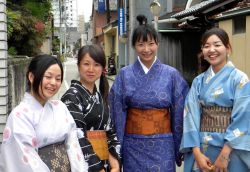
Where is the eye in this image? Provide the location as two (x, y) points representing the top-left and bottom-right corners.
(44, 75), (52, 79)
(95, 63), (101, 67)
(203, 45), (210, 49)
(215, 44), (222, 47)
(83, 62), (89, 66)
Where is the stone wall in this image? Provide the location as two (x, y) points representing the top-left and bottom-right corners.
(8, 57), (32, 113)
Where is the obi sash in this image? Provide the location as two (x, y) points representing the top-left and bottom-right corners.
(86, 130), (109, 160)
(200, 106), (232, 133)
(125, 108), (171, 135)
(38, 141), (70, 171)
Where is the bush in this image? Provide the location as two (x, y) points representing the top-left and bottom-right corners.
(7, 1), (52, 56)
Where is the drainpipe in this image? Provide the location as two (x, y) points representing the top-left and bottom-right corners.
(0, 0), (8, 141)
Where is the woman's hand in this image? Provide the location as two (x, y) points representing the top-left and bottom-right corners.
(109, 153), (120, 172)
(193, 147), (213, 172)
(99, 169), (105, 172)
(213, 144), (231, 172)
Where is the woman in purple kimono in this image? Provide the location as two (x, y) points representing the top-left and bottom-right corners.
(181, 28), (250, 172)
(109, 15), (189, 172)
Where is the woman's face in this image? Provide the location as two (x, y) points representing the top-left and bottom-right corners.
(202, 34), (229, 73)
(78, 53), (103, 87)
(30, 64), (62, 105)
(135, 35), (158, 68)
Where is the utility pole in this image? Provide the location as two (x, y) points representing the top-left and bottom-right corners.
(0, 0), (8, 141)
(106, 0), (111, 23)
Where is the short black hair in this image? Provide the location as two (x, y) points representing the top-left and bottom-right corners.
(132, 15), (158, 47)
(26, 54), (64, 96)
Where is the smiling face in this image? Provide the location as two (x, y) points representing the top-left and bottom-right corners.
(135, 35), (158, 68)
(29, 64), (62, 105)
(202, 34), (230, 73)
(78, 53), (103, 89)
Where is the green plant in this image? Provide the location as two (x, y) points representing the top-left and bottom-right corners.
(8, 46), (17, 56)
(7, 1), (53, 56)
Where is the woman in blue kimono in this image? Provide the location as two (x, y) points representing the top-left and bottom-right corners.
(109, 15), (189, 172)
(181, 27), (250, 172)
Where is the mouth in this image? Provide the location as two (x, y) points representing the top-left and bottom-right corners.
(142, 53), (153, 59)
(207, 54), (218, 60)
(87, 74), (95, 78)
(46, 87), (56, 94)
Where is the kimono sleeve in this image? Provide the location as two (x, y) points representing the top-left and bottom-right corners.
(109, 69), (127, 146)
(61, 90), (104, 171)
(224, 74), (250, 151)
(0, 110), (50, 172)
(171, 71), (189, 166)
(105, 110), (122, 167)
(180, 77), (202, 153)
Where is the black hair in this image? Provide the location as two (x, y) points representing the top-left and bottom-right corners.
(198, 27), (232, 73)
(26, 54), (64, 97)
(77, 45), (109, 105)
(201, 27), (231, 50)
(132, 14), (159, 47)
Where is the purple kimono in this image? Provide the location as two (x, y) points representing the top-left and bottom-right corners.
(109, 59), (189, 172)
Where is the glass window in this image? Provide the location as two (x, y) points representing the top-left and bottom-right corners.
(233, 16), (246, 34)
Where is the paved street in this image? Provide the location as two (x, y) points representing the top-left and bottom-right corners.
(54, 57), (184, 172)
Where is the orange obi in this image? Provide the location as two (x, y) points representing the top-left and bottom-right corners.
(86, 130), (109, 160)
(125, 108), (171, 135)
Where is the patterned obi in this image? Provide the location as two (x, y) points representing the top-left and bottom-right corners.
(125, 108), (171, 135)
(38, 141), (70, 171)
(200, 106), (232, 133)
(86, 130), (109, 160)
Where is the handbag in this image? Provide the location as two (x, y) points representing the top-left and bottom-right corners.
(38, 141), (71, 172)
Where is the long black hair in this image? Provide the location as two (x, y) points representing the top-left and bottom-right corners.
(26, 54), (63, 97)
(77, 45), (109, 105)
(132, 14), (159, 47)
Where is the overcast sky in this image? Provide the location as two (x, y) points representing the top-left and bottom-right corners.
(77, 0), (93, 22)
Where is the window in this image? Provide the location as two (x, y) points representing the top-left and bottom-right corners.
(233, 16), (246, 34)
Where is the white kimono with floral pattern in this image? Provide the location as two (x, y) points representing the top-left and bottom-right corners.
(0, 93), (88, 172)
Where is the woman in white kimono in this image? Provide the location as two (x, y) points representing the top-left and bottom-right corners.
(181, 27), (250, 172)
(0, 54), (88, 172)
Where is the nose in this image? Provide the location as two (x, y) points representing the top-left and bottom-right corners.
(88, 64), (94, 71)
(208, 45), (215, 52)
(144, 44), (150, 51)
(50, 78), (56, 85)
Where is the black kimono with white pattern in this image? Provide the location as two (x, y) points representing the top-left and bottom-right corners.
(61, 80), (121, 172)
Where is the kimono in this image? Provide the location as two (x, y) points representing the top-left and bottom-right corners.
(61, 80), (121, 172)
(109, 59), (189, 172)
(0, 92), (88, 172)
(181, 61), (250, 171)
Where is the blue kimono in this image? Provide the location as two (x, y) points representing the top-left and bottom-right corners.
(109, 59), (189, 172)
(181, 61), (250, 171)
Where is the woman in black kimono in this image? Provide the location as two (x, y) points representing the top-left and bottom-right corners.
(61, 45), (121, 172)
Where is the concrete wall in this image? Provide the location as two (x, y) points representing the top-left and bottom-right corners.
(7, 58), (31, 113)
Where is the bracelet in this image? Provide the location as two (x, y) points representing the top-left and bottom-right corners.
(220, 155), (230, 162)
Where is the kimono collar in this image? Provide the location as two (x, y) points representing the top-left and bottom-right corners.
(23, 92), (48, 109)
(205, 61), (235, 83)
(71, 80), (97, 95)
(137, 56), (157, 74)
(133, 58), (162, 78)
